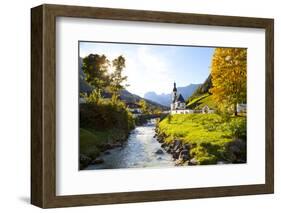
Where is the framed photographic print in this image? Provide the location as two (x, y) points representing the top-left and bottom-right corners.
(31, 4), (274, 208)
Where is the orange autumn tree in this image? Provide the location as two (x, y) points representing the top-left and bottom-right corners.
(210, 48), (247, 115)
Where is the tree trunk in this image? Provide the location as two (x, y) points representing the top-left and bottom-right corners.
(234, 103), (238, 116)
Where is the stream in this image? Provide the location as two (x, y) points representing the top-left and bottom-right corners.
(85, 119), (175, 170)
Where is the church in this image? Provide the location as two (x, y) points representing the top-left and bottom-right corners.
(170, 82), (194, 114)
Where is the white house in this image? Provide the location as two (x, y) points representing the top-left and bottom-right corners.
(237, 103), (247, 113)
(201, 105), (215, 114)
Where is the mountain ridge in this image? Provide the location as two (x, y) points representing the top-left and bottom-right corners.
(144, 84), (201, 107)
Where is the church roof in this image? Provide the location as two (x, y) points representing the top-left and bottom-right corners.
(175, 94), (185, 103)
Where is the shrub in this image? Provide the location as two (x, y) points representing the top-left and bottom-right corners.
(197, 155), (217, 165)
(224, 139), (246, 163)
(167, 114), (172, 124)
(228, 118), (246, 140)
(80, 102), (135, 132)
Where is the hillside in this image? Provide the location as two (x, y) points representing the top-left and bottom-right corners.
(144, 84), (200, 106)
(120, 90), (169, 110)
(186, 74), (217, 110)
(188, 74), (212, 99)
(186, 93), (216, 110)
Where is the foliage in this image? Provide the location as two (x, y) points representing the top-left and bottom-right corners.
(210, 48), (247, 115)
(82, 54), (128, 104)
(79, 100), (135, 168)
(82, 54), (110, 90)
(158, 114), (246, 164)
(80, 102), (134, 132)
(138, 99), (149, 114)
(151, 107), (162, 115)
(109, 55), (128, 103)
(80, 128), (108, 160)
(80, 127), (130, 168)
(167, 114), (172, 124)
(81, 90), (102, 105)
(227, 117), (247, 140)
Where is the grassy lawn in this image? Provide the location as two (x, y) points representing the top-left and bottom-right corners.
(80, 128), (109, 160)
(158, 114), (246, 164)
(79, 128), (128, 167)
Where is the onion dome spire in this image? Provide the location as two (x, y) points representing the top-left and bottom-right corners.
(173, 82), (177, 92)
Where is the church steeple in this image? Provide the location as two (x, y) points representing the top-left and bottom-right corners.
(172, 82), (177, 103)
(173, 82), (177, 92)
(171, 81), (187, 113)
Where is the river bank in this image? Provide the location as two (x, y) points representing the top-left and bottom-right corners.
(155, 130), (195, 166)
(80, 118), (161, 169)
(79, 102), (135, 169)
(155, 114), (247, 165)
(79, 128), (130, 169)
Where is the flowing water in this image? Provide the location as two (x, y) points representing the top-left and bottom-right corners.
(85, 119), (175, 170)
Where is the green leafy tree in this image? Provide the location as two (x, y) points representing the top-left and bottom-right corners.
(81, 90), (102, 105)
(210, 48), (247, 115)
(152, 107), (162, 115)
(82, 54), (110, 103)
(138, 99), (149, 114)
(109, 56), (128, 104)
(82, 54), (128, 105)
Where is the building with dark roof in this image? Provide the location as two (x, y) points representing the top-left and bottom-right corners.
(170, 82), (216, 115)
(171, 82), (186, 111)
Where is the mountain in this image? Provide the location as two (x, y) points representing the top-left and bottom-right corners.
(188, 74), (212, 99)
(120, 90), (169, 110)
(143, 92), (171, 107)
(144, 84), (200, 107)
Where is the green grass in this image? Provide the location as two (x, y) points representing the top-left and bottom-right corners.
(80, 128), (127, 160)
(79, 101), (135, 168)
(186, 93), (217, 110)
(80, 128), (108, 160)
(158, 114), (246, 164)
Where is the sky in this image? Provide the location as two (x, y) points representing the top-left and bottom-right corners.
(79, 41), (214, 97)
